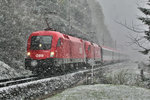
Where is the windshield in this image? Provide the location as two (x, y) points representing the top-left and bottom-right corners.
(30, 36), (52, 50)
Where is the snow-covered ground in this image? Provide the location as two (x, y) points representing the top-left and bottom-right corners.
(0, 61), (32, 79)
(0, 70), (87, 100)
(45, 61), (150, 100)
(1, 61), (150, 100)
(47, 84), (150, 100)
(104, 61), (141, 75)
(104, 61), (150, 85)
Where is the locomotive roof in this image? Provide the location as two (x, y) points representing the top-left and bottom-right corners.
(31, 31), (63, 37)
(102, 45), (120, 53)
(31, 31), (84, 43)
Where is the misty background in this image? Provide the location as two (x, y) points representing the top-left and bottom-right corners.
(98, 0), (148, 61)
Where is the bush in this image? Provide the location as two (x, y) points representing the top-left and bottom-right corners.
(101, 69), (143, 87)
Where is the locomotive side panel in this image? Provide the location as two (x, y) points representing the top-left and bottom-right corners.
(90, 44), (95, 60)
(55, 37), (72, 65)
(93, 43), (101, 64)
(69, 36), (85, 63)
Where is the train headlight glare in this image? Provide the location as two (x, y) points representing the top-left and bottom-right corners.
(50, 52), (55, 57)
(39, 44), (42, 47)
(27, 52), (30, 56)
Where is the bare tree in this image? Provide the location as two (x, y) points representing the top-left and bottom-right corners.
(115, 0), (150, 55)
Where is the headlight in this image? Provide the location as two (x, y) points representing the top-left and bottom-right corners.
(27, 52), (30, 56)
(39, 44), (42, 47)
(50, 52), (55, 57)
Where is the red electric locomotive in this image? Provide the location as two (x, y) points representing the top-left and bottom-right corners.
(93, 43), (102, 64)
(25, 31), (88, 74)
(84, 41), (102, 65)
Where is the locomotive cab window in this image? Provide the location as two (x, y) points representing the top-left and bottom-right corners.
(30, 36), (52, 50)
(88, 46), (91, 51)
(57, 38), (62, 47)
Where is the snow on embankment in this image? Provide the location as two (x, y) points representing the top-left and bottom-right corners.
(0, 61), (32, 79)
(0, 61), (21, 79)
(47, 84), (150, 100)
(0, 71), (86, 100)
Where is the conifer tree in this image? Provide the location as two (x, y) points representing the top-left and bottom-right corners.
(138, 1), (150, 54)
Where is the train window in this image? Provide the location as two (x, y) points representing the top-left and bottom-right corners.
(103, 49), (112, 56)
(30, 36), (52, 50)
(88, 46), (91, 51)
(57, 38), (61, 47)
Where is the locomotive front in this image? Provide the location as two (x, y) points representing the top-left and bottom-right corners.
(25, 31), (58, 74)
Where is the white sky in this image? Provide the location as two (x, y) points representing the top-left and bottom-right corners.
(98, 0), (141, 42)
(98, 0), (149, 60)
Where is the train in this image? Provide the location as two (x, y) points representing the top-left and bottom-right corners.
(25, 31), (126, 75)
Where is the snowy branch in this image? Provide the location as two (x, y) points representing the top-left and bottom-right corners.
(114, 20), (145, 33)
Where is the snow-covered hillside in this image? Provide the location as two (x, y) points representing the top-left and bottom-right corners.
(0, 61), (31, 79)
(0, 0), (113, 69)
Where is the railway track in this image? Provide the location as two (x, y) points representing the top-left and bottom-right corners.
(0, 61), (123, 89)
(0, 75), (39, 88)
(38, 62), (122, 99)
(0, 61), (126, 100)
